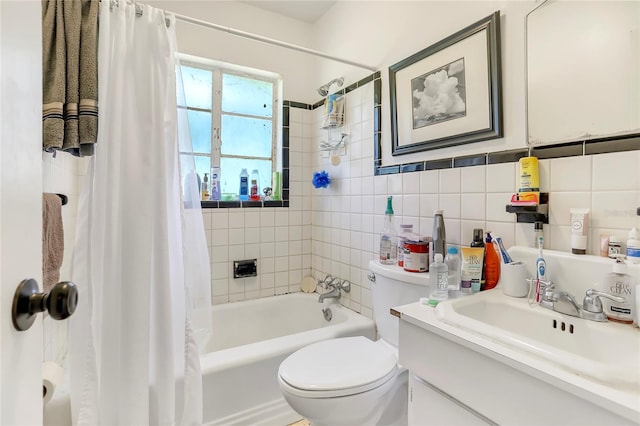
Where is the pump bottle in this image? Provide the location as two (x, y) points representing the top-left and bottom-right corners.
(601, 255), (636, 324)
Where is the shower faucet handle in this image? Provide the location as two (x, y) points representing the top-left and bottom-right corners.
(318, 274), (334, 288)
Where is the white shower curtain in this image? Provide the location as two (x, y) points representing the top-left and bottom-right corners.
(69, 2), (211, 425)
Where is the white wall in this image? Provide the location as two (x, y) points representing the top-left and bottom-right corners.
(40, 1), (639, 315)
(312, 1), (535, 165)
(147, 0), (318, 103)
(308, 80), (640, 316)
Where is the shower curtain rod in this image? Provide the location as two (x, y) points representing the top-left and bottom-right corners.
(168, 11), (378, 72)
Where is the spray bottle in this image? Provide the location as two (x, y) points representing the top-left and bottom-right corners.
(379, 196), (397, 265)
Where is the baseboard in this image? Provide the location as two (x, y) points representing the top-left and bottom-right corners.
(206, 397), (301, 426)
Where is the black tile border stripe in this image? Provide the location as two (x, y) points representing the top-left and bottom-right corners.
(400, 162), (424, 173)
(584, 134), (640, 155)
(487, 149), (528, 164)
(205, 70), (639, 209)
(425, 158), (453, 171)
(531, 141), (583, 159)
(453, 154), (486, 168)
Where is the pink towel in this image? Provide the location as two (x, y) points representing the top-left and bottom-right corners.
(43, 193), (64, 293)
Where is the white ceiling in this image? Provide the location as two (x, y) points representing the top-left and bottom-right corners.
(239, 1), (337, 23)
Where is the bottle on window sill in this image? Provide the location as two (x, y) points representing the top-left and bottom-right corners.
(239, 168), (249, 201)
(250, 169), (261, 201)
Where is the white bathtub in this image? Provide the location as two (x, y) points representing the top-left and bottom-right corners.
(194, 292), (376, 426)
(44, 292), (375, 426)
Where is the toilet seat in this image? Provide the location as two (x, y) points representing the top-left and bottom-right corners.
(278, 336), (398, 398)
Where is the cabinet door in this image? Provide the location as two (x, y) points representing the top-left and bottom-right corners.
(408, 374), (494, 426)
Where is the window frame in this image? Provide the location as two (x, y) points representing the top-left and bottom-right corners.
(178, 54), (282, 198)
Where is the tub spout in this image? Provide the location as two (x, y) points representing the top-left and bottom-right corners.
(318, 286), (341, 303)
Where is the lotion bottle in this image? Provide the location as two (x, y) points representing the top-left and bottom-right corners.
(601, 255), (636, 324)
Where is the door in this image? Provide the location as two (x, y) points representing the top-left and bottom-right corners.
(1, 1), (44, 424)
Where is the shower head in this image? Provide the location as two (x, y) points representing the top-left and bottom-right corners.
(317, 77), (344, 97)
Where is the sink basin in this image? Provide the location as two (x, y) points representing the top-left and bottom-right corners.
(435, 290), (640, 389)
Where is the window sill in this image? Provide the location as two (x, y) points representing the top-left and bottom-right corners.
(200, 200), (289, 209)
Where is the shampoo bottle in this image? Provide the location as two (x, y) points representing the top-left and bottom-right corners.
(601, 256), (636, 324)
(201, 173), (210, 201)
(239, 168), (249, 201)
(250, 169), (261, 201)
(470, 229), (486, 290)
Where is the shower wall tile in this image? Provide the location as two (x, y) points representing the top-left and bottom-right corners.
(592, 150), (640, 191)
(51, 76), (638, 313)
(549, 156), (592, 192)
(439, 168), (461, 193)
(461, 165), (486, 193)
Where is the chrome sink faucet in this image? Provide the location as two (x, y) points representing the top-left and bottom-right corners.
(317, 274), (351, 303)
(534, 279), (624, 322)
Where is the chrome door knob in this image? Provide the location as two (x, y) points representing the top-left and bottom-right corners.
(12, 279), (78, 331)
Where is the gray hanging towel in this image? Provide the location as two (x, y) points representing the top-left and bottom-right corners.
(42, 0), (98, 157)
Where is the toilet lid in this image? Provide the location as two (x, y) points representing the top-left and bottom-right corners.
(278, 336), (397, 394)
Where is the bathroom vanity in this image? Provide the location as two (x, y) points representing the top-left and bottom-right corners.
(395, 248), (640, 425)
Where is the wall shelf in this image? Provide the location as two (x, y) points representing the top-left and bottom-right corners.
(506, 193), (549, 223)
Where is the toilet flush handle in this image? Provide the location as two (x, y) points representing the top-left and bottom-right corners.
(368, 272), (375, 283)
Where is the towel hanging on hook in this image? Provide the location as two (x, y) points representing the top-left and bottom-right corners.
(56, 193), (68, 206)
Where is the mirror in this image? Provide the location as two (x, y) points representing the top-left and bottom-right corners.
(527, 1), (640, 146)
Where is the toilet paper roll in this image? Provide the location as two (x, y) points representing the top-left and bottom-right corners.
(43, 361), (64, 404)
(500, 261), (530, 298)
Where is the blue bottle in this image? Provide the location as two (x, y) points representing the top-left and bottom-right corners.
(239, 168), (249, 201)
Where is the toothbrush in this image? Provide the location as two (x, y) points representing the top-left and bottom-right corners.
(494, 236), (514, 264)
(536, 235), (546, 279)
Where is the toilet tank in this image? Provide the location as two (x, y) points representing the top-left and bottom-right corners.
(368, 260), (430, 347)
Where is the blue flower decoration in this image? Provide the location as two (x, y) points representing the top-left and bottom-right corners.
(312, 170), (331, 189)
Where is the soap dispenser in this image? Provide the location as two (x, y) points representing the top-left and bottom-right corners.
(601, 255), (636, 324)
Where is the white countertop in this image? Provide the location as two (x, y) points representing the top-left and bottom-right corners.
(394, 294), (640, 423)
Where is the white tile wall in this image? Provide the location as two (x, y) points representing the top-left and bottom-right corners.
(44, 81), (640, 318)
(308, 81), (640, 319)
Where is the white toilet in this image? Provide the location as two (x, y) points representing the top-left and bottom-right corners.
(278, 260), (429, 426)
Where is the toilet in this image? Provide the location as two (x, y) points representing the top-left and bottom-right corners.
(278, 260), (429, 426)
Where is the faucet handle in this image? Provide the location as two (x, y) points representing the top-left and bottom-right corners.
(582, 289), (625, 314)
(318, 274), (334, 288)
(338, 279), (351, 293)
(537, 279), (555, 300)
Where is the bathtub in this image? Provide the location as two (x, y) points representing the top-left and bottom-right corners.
(44, 292), (375, 426)
(194, 292), (376, 425)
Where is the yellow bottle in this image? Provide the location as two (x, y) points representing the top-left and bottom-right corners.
(201, 172), (210, 201)
(518, 157), (540, 203)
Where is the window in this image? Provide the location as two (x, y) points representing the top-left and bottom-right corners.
(179, 57), (280, 199)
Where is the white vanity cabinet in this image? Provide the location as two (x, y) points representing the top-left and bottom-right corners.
(397, 307), (638, 426)
(408, 373), (490, 425)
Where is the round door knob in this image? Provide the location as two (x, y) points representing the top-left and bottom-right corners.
(12, 279), (78, 331)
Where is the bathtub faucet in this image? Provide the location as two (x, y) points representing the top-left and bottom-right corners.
(318, 276), (351, 303)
